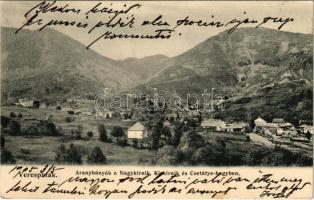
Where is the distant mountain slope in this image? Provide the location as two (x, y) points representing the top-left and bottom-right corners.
(118, 54), (170, 83)
(1, 27), (139, 101)
(131, 28), (312, 123)
(135, 28), (312, 96)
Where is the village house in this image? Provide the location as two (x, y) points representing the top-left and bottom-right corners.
(272, 118), (285, 125)
(20, 100), (34, 108)
(201, 119), (226, 132)
(226, 122), (248, 133)
(299, 124), (314, 135)
(254, 117), (267, 127)
(18, 99), (40, 108)
(277, 122), (295, 133)
(127, 122), (148, 140)
(254, 117), (299, 138)
(254, 117), (278, 134)
(261, 123), (278, 132)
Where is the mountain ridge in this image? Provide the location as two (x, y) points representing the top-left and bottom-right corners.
(1, 26), (313, 121)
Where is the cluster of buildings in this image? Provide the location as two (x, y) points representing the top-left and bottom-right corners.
(12, 97), (313, 145)
(200, 119), (249, 133)
(254, 117), (313, 141)
(125, 116), (313, 147)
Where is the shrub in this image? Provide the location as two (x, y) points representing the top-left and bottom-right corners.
(23, 121), (60, 136)
(68, 111), (75, 115)
(87, 147), (106, 164)
(98, 124), (108, 142)
(24, 123), (40, 136)
(55, 143), (82, 164)
(111, 126), (124, 137)
(65, 117), (73, 123)
(87, 131), (93, 139)
(112, 136), (127, 147)
(40, 121), (59, 136)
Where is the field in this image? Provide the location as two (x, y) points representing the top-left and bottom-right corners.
(4, 135), (155, 165)
(1, 105), (134, 137)
(1, 105), (156, 165)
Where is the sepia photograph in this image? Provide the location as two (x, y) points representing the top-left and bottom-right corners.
(0, 1), (313, 167)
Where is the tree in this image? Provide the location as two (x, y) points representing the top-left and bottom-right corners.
(17, 113), (23, 119)
(1, 116), (10, 128)
(1, 149), (16, 164)
(111, 126), (124, 137)
(98, 124), (108, 142)
(191, 145), (213, 165)
(156, 145), (182, 165)
(161, 126), (172, 138)
(66, 143), (82, 164)
(55, 144), (67, 162)
(87, 131), (94, 139)
(45, 121), (58, 136)
(55, 143), (82, 164)
(38, 121), (59, 136)
(74, 125), (83, 139)
(9, 112), (16, 119)
(1, 137), (5, 148)
(150, 126), (161, 150)
(178, 131), (205, 150)
(172, 122), (183, 147)
(23, 121), (59, 136)
(87, 147), (107, 164)
(161, 126), (172, 145)
(8, 120), (21, 135)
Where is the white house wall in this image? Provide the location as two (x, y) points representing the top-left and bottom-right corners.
(128, 130), (144, 139)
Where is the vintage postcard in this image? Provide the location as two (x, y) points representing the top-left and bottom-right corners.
(0, 1), (313, 199)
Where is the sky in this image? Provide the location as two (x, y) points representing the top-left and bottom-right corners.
(1, 1), (313, 60)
